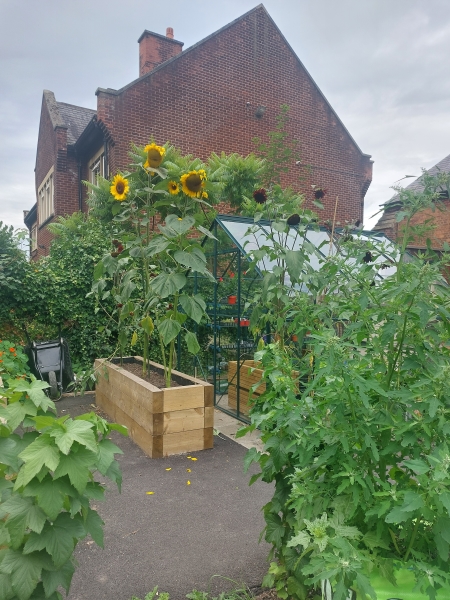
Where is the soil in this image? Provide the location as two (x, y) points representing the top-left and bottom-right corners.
(112, 358), (191, 389)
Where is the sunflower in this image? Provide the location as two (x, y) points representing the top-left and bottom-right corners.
(168, 181), (180, 195)
(180, 169), (207, 198)
(144, 143), (166, 170)
(253, 188), (267, 204)
(110, 174), (129, 201)
(314, 187), (327, 200)
(202, 191), (208, 199)
(287, 213), (300, 226)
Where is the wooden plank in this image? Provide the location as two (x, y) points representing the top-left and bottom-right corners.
(162, 429), (205, 456)
(163, 407), (204, 434)
(203, 427), (214, 449)
(204, 406), (214, 429)
(163, 386), (205, 412)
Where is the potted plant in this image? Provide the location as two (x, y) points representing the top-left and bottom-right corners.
(90, 143), (216, 457)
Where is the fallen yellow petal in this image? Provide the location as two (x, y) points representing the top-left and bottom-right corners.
(187, 480), (191, 485)
(187, 456), (192, 459)
(186, 468), (192, 473)
(146, 492), (155, 495)
(165, 468), (172, 471)
(190, 457), (198, 461)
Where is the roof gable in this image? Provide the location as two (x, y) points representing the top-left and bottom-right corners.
(57, 102), (96, 145)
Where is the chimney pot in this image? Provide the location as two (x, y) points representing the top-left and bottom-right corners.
(166, 27), (174, 39)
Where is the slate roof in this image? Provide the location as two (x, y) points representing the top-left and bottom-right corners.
(57, 102), (96, 145)
(373, 152), (450, 233)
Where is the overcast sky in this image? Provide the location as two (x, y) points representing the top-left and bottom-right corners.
(2, 0), (450, 233)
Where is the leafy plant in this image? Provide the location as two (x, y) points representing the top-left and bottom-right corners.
(0, 341), (29, 386)
(90, 143), (217, 386)
(239, 176), (450, 599)
(0, 372), (126, 600)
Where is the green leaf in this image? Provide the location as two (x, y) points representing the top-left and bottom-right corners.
(143, 236), (170, 258)
(159, 214), (195, 237)
(24, 513), (86, 568)
(284, 249), (304, 281)
(265, 511), (285, 547)
(41, 559), (75, 597)
(140, 315), (155, 335)
(440, 491), (450, 517)
(197, 224), (217, 239)
(150, 272), (186, 298)
(0, 550), (46, 600)
(0, 572), (14, 600)
(0, 438), (22, 471)
(15, 435), (60, 489)
(403, 458), (430, 474)
(185, 331), (200, 354)
(179, 294), (206, 324)
(21, 476), (75, 521)
(96, 438), (123, 475)
(402, 490), (424, 512)
(0, 495), (47, 546)
(385, 506), (411, 524)
(53, 447), (98, 494)
(84, 508), (104, 547)
(158, 319), (182, 345)
(49, 419), (97, 455)
(173, 248), (208, 273)
(243, 447), (261, 473)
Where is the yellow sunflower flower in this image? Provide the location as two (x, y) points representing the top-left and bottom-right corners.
(144, 143), (166, 170)
(168, 181), (180, 195)
(110, 174), (129, 201)
(202, 191), (208, 199)
(180, 169), (207, 198)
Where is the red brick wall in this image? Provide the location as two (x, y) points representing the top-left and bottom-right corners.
(98, 6), (372, 226)
(34, 94), (84, 258)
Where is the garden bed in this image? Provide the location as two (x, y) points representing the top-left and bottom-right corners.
(95, 356), (214, 458)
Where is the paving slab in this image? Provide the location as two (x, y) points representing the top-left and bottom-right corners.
(58, 395), (273, 600)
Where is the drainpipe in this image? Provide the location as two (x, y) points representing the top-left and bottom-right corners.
(77, 162), (83, 211)
(103, 140), (109, 179)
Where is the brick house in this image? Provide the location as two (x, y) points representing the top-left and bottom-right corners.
(373, 153), (450, 252)
(25, 4), (373, 259)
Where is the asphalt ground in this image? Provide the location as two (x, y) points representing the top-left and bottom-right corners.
(57, 394), (273, 600)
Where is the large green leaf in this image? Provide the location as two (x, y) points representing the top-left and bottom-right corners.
(264, 511), (285, 547)
(0, 438), (22, 471)
(403, 458), (430, 475)
(185, 331), (200, 354)
(0, 495), (47, 547)
(41, 559), (75, 597)
(84, 508), (104, 548)
(0, 572), (14, 600)
(158, 319), (182, 345)
(159, 214), (195, 237)
(179, 294), (206, 324)
(21, 476), (75, 522)
(96, 438), (123, 475)
(53, 447), (98, 494)
(143, 236), (170, 257)
(284, 249), (304, 281)
(49, 419), (97, 455)
(24, 513), (85, 568)
(0, 550), (47, 600)
(173, 248), (207, 273)
(150, 272), (186, 298)
(15, 435), (60, 490)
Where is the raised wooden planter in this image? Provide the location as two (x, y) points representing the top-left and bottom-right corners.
(95, 357), (214, 458)
(227, 360), (265, 416)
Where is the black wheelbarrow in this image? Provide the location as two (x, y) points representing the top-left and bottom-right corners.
(24, 336), (74, 400)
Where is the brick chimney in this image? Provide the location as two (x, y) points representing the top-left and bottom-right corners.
(138, 28), (183, 77)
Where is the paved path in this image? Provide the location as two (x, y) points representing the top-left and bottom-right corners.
(58, 395), (273, 600)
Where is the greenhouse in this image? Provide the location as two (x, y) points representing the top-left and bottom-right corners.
(190, 214), (400, 422)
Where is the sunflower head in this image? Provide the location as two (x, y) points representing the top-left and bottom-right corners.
(314, 187), (327, 200)
(168, 181), (180, 195)
(253, 188), (267, 204)
(110, 174), (129, 201)
(287, 213), (300, 226)
(144, 143), (166, 170)
(180, 169), (207, 198)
